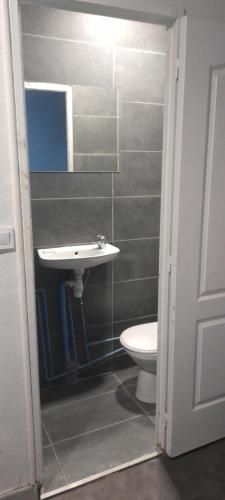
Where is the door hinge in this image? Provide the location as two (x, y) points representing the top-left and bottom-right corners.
(175, 58), (180, 81)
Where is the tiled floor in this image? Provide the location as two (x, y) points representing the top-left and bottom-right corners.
(41, 366), (156, 494)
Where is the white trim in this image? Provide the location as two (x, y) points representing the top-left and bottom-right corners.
(41, 449), (162, 500)
(24, 81), (74, 172)
(8, 0), (181, 490)
(164, 16), (187, 455)
(8, 0), (42, 483)
(156, 18), (181, 450)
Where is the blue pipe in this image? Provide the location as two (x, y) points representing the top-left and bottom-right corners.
(59, 282), (71, 365)
(41, 289), (54, 377)
(67, 290), (79, 366)
(36, 293), (49, 382)
(79, 297), (90, 362)
(37, 279), (125, 383)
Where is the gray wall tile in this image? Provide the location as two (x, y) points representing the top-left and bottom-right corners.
(88, 262), (112, 286)
(32, 198), (112, 247)
(23, 35), (113, 88)
(114, 278), (158, 322)
(114, 20), (167, 52)
(120, 102), (164, 151)
(73, 86), (117, 116)
(30, 172), (112, 199)
(114, 152), (162, 196)
(21, 4), (167, 52)
(34, 252), (69, 289)
(73, 116), (117, 154)
(23, 4), (165, 378)
(83, 284), (112, 326)
(114, 238), (159, 281)
(114, 197), (161, 240)
(87, 323), (112, 342)
(115, 49), (165, 102)
(74, 155), (118, 172)
(88, 340), (113, 362)
(113, 315), (157, 340)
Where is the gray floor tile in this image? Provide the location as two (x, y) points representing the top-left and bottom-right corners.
(125, 384), (156, 416)
(54, 415), (155, 484)
(41, 373), (118, 410)
(42, 424), (50, 447)
(43, 387), (143, 443)
(114, 365), (139, 385)
(42, 446), (66, 493)
(150, 414), (156, 424)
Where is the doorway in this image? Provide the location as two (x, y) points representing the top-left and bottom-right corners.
(10, 1), (176, 498)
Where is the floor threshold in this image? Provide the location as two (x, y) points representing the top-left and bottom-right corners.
(41, 449), (162, 499)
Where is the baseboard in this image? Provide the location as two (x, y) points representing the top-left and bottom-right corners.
(1, 484), (39, 500)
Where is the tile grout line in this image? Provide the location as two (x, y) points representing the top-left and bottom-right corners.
(73, 153), (118, 156)
(120, 150), (162, 153)
(31, 195), (162, 201)
(113, 372), (155, 424)
(33, 236), (160, 249)
(73, 114), (117, 118)
(148, 414), (156, 426)
(41, 375), (148, 414)
(85, 276), (159, 287)
(45, 414), (143, 448)
(78, 313), (158, 330)
(42, 386), (121, 413)
(42, 421), (68, 483)
(122, 101), (164, 106)
(22, 32), (166, 56)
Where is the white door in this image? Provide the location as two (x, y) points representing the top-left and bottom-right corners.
(166, 15), (225, 456)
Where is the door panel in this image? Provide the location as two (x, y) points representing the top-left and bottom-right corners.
(166, 16), (225, 456)
(200, 67), (225, 295)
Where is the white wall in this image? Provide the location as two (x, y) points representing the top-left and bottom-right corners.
(0, 1), (37, 497)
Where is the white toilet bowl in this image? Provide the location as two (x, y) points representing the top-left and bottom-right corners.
(120, 322), (157, 404)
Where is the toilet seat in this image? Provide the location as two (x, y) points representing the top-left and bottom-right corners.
(120, 322), (157, 354)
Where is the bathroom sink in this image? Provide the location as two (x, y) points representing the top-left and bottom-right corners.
(38, 242), (120, 271)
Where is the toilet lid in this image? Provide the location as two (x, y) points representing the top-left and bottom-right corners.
(120, 322), (157, 353)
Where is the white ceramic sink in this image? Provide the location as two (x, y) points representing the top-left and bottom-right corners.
(38, 243), (120, 271)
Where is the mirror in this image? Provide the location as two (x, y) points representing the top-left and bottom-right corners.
(25, 82), (119, 173)
(25, 82), (73, 172)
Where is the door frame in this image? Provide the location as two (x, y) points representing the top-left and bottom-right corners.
(156, 16), (181, 450)
(8, 0), (180, 490)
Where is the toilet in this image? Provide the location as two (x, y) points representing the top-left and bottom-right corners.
(120, 322), (157, 404)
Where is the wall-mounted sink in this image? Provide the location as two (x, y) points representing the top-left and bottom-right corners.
(38, 242), (120, 272)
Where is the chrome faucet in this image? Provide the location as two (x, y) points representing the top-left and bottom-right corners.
(97, 234), (106, 249)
